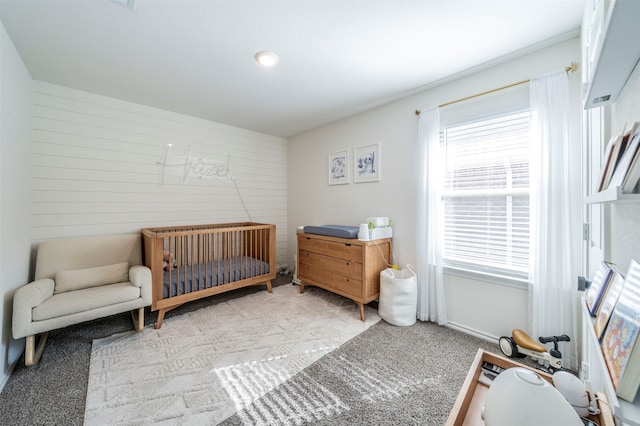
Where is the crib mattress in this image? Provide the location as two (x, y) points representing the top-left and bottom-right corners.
(163, 256), (270, 297)
(302, 225), (359, 239)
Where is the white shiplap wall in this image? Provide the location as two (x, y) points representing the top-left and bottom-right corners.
(31, 81), (288, 267)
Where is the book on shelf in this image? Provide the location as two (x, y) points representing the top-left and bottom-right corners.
(596, 135), (619, 192)
(594, 270), (625, 340)
(621, 134), (640, 193)
(609, 125), (640, 192)
(585, 260), (616, 317)
(596, 122), (639, 193)
(601, 258), (640, 402)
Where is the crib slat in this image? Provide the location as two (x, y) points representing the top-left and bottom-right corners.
(181, 235), (186, 296)
(168, 236), (173, 299)
(190, 233), (195, 294)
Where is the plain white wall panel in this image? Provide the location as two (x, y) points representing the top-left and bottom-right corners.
(1, 21), (33, 391)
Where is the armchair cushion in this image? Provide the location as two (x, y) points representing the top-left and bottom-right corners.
(32, 282), (141, 321)
(54, 262), (129, 294)
(129, 264), (151, 288)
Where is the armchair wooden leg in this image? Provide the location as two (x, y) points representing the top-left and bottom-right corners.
(131, 307), (144, 332)
(25, 332), (49, 367)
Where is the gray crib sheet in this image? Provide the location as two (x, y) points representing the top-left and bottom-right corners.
(163, 256), (270, 297)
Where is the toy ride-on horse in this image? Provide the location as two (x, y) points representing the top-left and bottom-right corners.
(499, 329), (570, 371)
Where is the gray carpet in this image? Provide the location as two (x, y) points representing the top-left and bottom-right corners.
(0, 274), (502, 425)
(221, 318), (500, 425)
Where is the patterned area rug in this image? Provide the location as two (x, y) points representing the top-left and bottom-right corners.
(84, 284), (379, 425)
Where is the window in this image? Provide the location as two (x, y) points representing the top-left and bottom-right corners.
(441, 110), (531, 281)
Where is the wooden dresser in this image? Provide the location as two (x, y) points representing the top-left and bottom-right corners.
(296, 232), (392, 321)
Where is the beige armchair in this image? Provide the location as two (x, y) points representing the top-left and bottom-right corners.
(12, 234), (152, 366)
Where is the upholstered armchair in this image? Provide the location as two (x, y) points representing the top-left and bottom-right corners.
(12, 234), (152, 366)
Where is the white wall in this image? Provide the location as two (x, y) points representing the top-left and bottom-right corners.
(31, 81), (288, 268)
(288, 36), (582, 340)
(1, 21), (33, 389)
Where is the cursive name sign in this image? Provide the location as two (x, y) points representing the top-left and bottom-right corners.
(157, 145), (234, 184)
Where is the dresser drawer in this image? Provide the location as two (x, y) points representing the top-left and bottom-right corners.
(297, 263), (362, 298)
(298, 236), (362, 262)
(298, 250), (362, 280)
(296, 233), (391, 321)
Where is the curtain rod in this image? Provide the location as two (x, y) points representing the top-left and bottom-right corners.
(414, 61), (580, 116)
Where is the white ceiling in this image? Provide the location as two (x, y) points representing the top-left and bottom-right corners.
(0, 0), (585, 138)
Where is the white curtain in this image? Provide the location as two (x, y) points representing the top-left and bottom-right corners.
(529, 70), (578, 370)
(417, 107), (447, 324)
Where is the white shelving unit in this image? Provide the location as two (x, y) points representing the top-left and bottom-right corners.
(582, 189), (640, 425)
(581, 3), (640, 422)
(584, 0), (640, 109)
(581, 297), (640, 425)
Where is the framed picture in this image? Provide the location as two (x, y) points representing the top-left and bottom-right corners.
(328, 150), (349, 185)
(354, 143), (380, 183)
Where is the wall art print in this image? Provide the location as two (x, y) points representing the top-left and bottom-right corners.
(354, 143), (380, 183)
(328, 150), (349, 185)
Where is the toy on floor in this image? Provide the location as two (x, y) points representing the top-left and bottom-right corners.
(498, 329), (570, 371)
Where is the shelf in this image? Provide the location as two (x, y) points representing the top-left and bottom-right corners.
(581, 295), (640, 425)
(584, 0), (640, 109)
(584, 186), (640, 204)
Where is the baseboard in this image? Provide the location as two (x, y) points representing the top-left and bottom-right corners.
(444, 321), (500, 345)
(0, 357), (18, 393)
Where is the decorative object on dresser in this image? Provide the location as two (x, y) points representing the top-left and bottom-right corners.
(585, 260), (616, 317)
(296, 228), (392, 321)
(601, 258), (640, 402)
(141, 222), (276, 328)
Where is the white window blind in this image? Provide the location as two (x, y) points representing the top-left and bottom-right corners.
(441, 110), (531, 280)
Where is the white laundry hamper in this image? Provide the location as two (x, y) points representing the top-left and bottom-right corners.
(378, 265), (417, 326)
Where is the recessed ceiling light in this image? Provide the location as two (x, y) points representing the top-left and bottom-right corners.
(255, 51), (279, 67)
